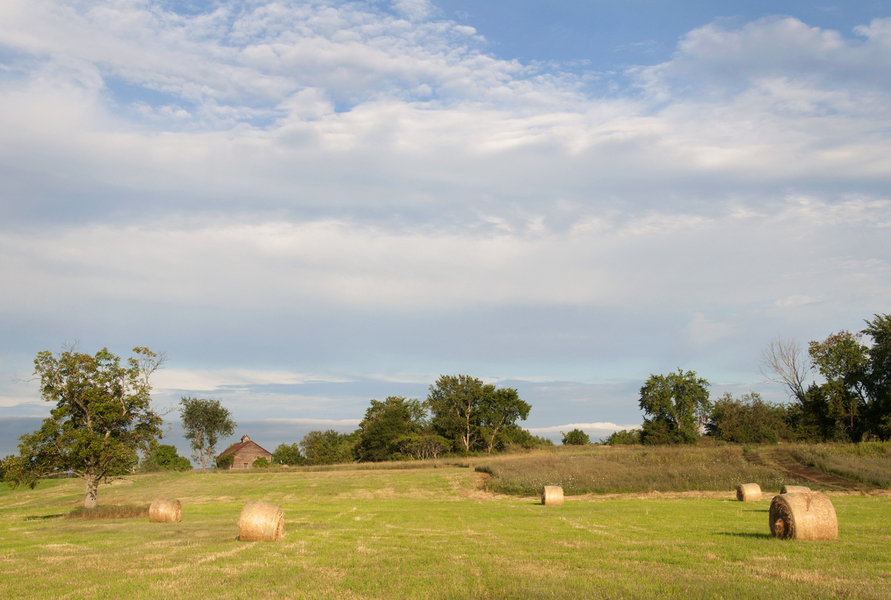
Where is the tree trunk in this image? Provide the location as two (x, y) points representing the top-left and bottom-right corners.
(84, 475), (99, 509)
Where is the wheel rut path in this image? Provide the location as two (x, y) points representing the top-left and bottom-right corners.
(744, 447), (866, 491)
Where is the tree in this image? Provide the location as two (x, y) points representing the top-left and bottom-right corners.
(638, 369), (710, 444)
(478, 387), (531, 453)
(141, 444), (192, 472)
(862, 314), (891, 437)
(425, 375), (531, 454)
(179, 397), (236, 471)
(561, 429), (590, 445)
(706, 392), (793, 444)
(426, 375), (486, 453)
(355, 396), (426, 462)
(299, 430), (357, 465)
(807, 331), (868, 441)
(760, 336), (810, 403)
(271, 443), (305, 466)
(3, 346), (164, 509)
(602, 429), (641, 445)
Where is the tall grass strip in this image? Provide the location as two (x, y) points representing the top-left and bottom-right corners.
(769, 492), (838, 540)
(67, 504), (150, 519)
(781, 485), (811, 494)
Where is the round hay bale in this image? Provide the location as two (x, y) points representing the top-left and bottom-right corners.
(781, 485), (811, 494)
(769, 491), (837, 540)
(238, 501), (284, 542)
(541, 486), (564, 506)
(736, 483), (762, 502)
(149, 498), (181, 523)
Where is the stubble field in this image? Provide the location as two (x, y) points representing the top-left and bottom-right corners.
(1, 446), (890, 599)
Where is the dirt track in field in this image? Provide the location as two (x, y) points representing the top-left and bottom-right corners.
(744, 447), (866, 491)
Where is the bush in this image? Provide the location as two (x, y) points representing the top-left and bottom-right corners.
(300, 430), (358, 465)
(499, 426), (553, 450)
(561, 429), (590, 445)
(272, 443), (305, 466)
(140, 445), (192, 472)
(252, 456), (271, 468)
(707, 392), (793, 444)
(215, 454), (234, 470)
(603, 429), (642, 446)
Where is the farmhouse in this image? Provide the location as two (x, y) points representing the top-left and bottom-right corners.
(217, 435), (272, 469)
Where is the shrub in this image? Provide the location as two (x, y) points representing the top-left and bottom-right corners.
(561, 429), (590, 445)
(603, 429), (642, 446)
(272, 443), (305, 466)
(215, 454), (234, 470)
(252, 456), (271, 468)
(707, 392), (793, 444)
(140, 445), (192, 472)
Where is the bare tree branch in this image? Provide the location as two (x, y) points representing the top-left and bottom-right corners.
(759, 336), (810, 402)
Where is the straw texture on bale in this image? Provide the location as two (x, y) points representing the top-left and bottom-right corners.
(149, 498), (181, 523)
(769, 492), (838, 540)
(238, 502), (284, 541)
(542, 486), (564, 506)
(781, 485), (812, 494)
(736, 483), (762, 502)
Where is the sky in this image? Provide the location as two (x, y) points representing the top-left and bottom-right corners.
(1, 0), (890, 459)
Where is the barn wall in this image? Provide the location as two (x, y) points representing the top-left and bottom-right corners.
(231, 444), (272, 469)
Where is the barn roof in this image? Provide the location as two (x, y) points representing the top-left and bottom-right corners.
(217, 435), (272, 459)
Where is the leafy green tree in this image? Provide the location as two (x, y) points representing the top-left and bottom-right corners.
(252, 455), (271, 468)
(426, 375), (486, 453)
(425, 375), (531, 453)
(271, 443), (305, 466)
(479, 388), (531, 453)
(602, 429), (642, 445)
(561, 429), (590, 445)
(3, 346), (164, 508)
(395, 433), (451, 459)
(141, 444), (192, 472)
(638, 369), (710, 444)
(862, 314), (891, 437)
(808, 331), (868, 441)
(706, 392), (793, 444)
(498, 425), (553, 449)
(299, 430), (357, 465)
(356, 396), (426, 462)
(179, 397), (236, 471)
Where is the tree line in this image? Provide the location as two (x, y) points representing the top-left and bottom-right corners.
(606, 313), (891, 445)
(269, 374), (551, 466)
(4, 313), (887, 507)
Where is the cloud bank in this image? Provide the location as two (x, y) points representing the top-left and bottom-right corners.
(1, 2), (889, 436)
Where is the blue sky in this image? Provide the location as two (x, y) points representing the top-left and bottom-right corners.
(2, 1), (890, 458)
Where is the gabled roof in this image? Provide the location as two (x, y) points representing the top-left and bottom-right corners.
(217, 435), (272, 459)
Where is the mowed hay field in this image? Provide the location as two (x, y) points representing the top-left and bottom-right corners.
(2, 448), (891, 599)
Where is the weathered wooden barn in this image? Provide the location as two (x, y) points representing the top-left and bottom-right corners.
(217, 435), (272, 469)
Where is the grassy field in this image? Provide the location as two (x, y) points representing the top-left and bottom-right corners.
(2, 447), (891, 599)
(473, 443), (891, 496)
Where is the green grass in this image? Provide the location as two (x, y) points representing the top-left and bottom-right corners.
(1, 462), (890, 599)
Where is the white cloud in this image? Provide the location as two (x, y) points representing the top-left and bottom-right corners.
(153, 368), (352, 392)
(1, 4), (890, 427)
(391, 0), (433, 22)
